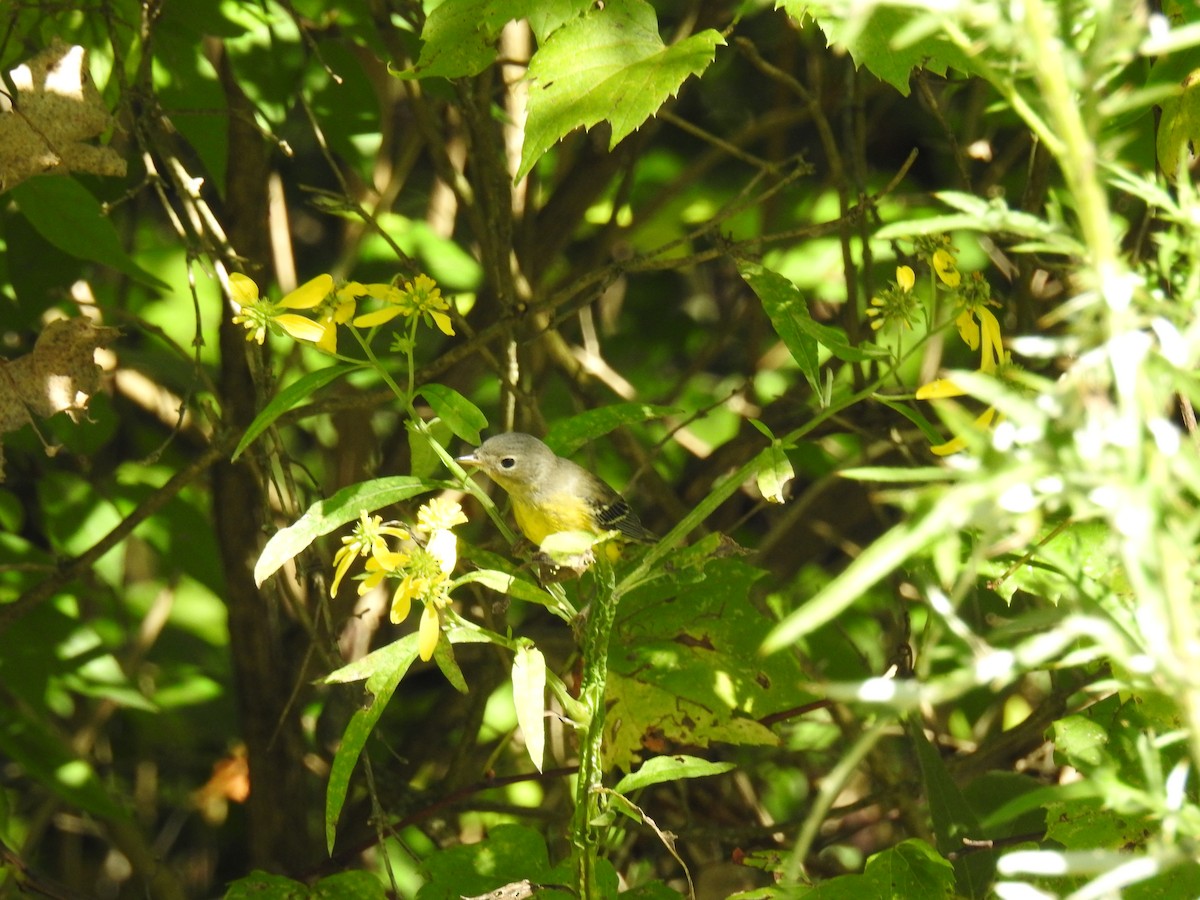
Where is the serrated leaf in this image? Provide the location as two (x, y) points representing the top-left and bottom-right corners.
(254, 476), (450, 586)
(418, 382), (488, 445)
(789, 3), (980, 96)
(613, 754), (734, 793)
(233, 364), (361, 461)
(517, 0), (724, 180)
(12, 177), (170, 290)
(512, 646), (547, 772)
(399, 0), (592, 80)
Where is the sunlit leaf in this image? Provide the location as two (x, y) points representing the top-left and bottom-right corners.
(512, 645), (547, 772)
(518, 0), (724, 180)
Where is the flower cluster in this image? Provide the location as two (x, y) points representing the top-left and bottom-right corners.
(229, 271), (453, 354)
(867, 235), (1015, 455)
(866, 264), (919, 331)
(330, 498), (468, 661)
(913, 242), (1010, 456)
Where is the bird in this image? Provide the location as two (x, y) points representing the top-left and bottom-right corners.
(457, 432), (656, 556)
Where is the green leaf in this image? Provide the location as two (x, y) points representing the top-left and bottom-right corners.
(452, 568), (560, 609)
(418, 382), (488, 445)
(804, 839), (955, 898)
(1158, 69), (1200, 177)
(227, 869), (389, 900)
(908, 717), (993, 897)
(224, 870), (308, 899)
(233, 364), (362, 461)
(254, 476), (450, 586)
(875, 191), (1078, 254)
(419, 823), (578, 899)
(791, 3), (980, 96)
(512, 646), (547, 772)
(408, 418), (454, 480)
(432, 632), (469, 693)
(11, 177), (170, 290)
(518, 0), (724, 180)
(324, 636), (418, 853)
(607, 558), (807, 771)
(614, 755), (735, 793)
(400, 0), (593, 80)
(739, 262), (887, 396)
(311, 871), (389, 899)
(544, 402), (676, 455)
(873, 395), (946, 448)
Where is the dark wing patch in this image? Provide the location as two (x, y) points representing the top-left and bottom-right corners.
(592, 495), (657, 543)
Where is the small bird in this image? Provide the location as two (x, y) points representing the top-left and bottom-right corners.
(457, 432), (656, 553)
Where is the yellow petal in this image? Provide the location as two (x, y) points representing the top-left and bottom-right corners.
(916, 378), (966, 399)
(315, 321), (338, 354)
(364, 283), (399, 302)
(933, 249), (961, 287)
(353, 307), (404, 328)
(337, 281), (370, 302)
(977, 307), (1003, 372)
(229, 273), (259, 305)
(896, 265), (915, 291)
(429, 311), (455, 336)
(281, 274), (334, 309)
(418, 604), (440, 661)
(275, 314), (328, 343)
(930, 435), (967, 456)
(329, 546), (357, 597)
(390, 578), (413, 624)
(332, 297), (357, 324)
(956, 309), (981, 350)
(929, 407), (998, 456)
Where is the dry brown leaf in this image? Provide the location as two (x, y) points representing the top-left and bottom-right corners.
(0, 39), (126, 191)
(0, 317), (119, 481)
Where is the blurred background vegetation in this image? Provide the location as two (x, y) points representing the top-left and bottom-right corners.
(3, 0), (1200, 897)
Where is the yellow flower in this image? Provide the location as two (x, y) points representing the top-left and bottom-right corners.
(916, 313), (1008, 454)
(932, 248), (960, 287)
(230, 272), (330, 346)
(353, 274), (454, 336)
(329, 511), (410, 597)
(866, 265), (919, 332)
(952, 273), (1003, 358)
(418, 497), (468, 532)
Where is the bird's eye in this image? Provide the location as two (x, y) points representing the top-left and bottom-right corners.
(500, 456), (516, 469)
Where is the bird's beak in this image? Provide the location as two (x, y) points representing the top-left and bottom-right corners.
(456, 451), (480, 467)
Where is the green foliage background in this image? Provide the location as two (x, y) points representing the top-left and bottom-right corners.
(3, 0), (1200, 897)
